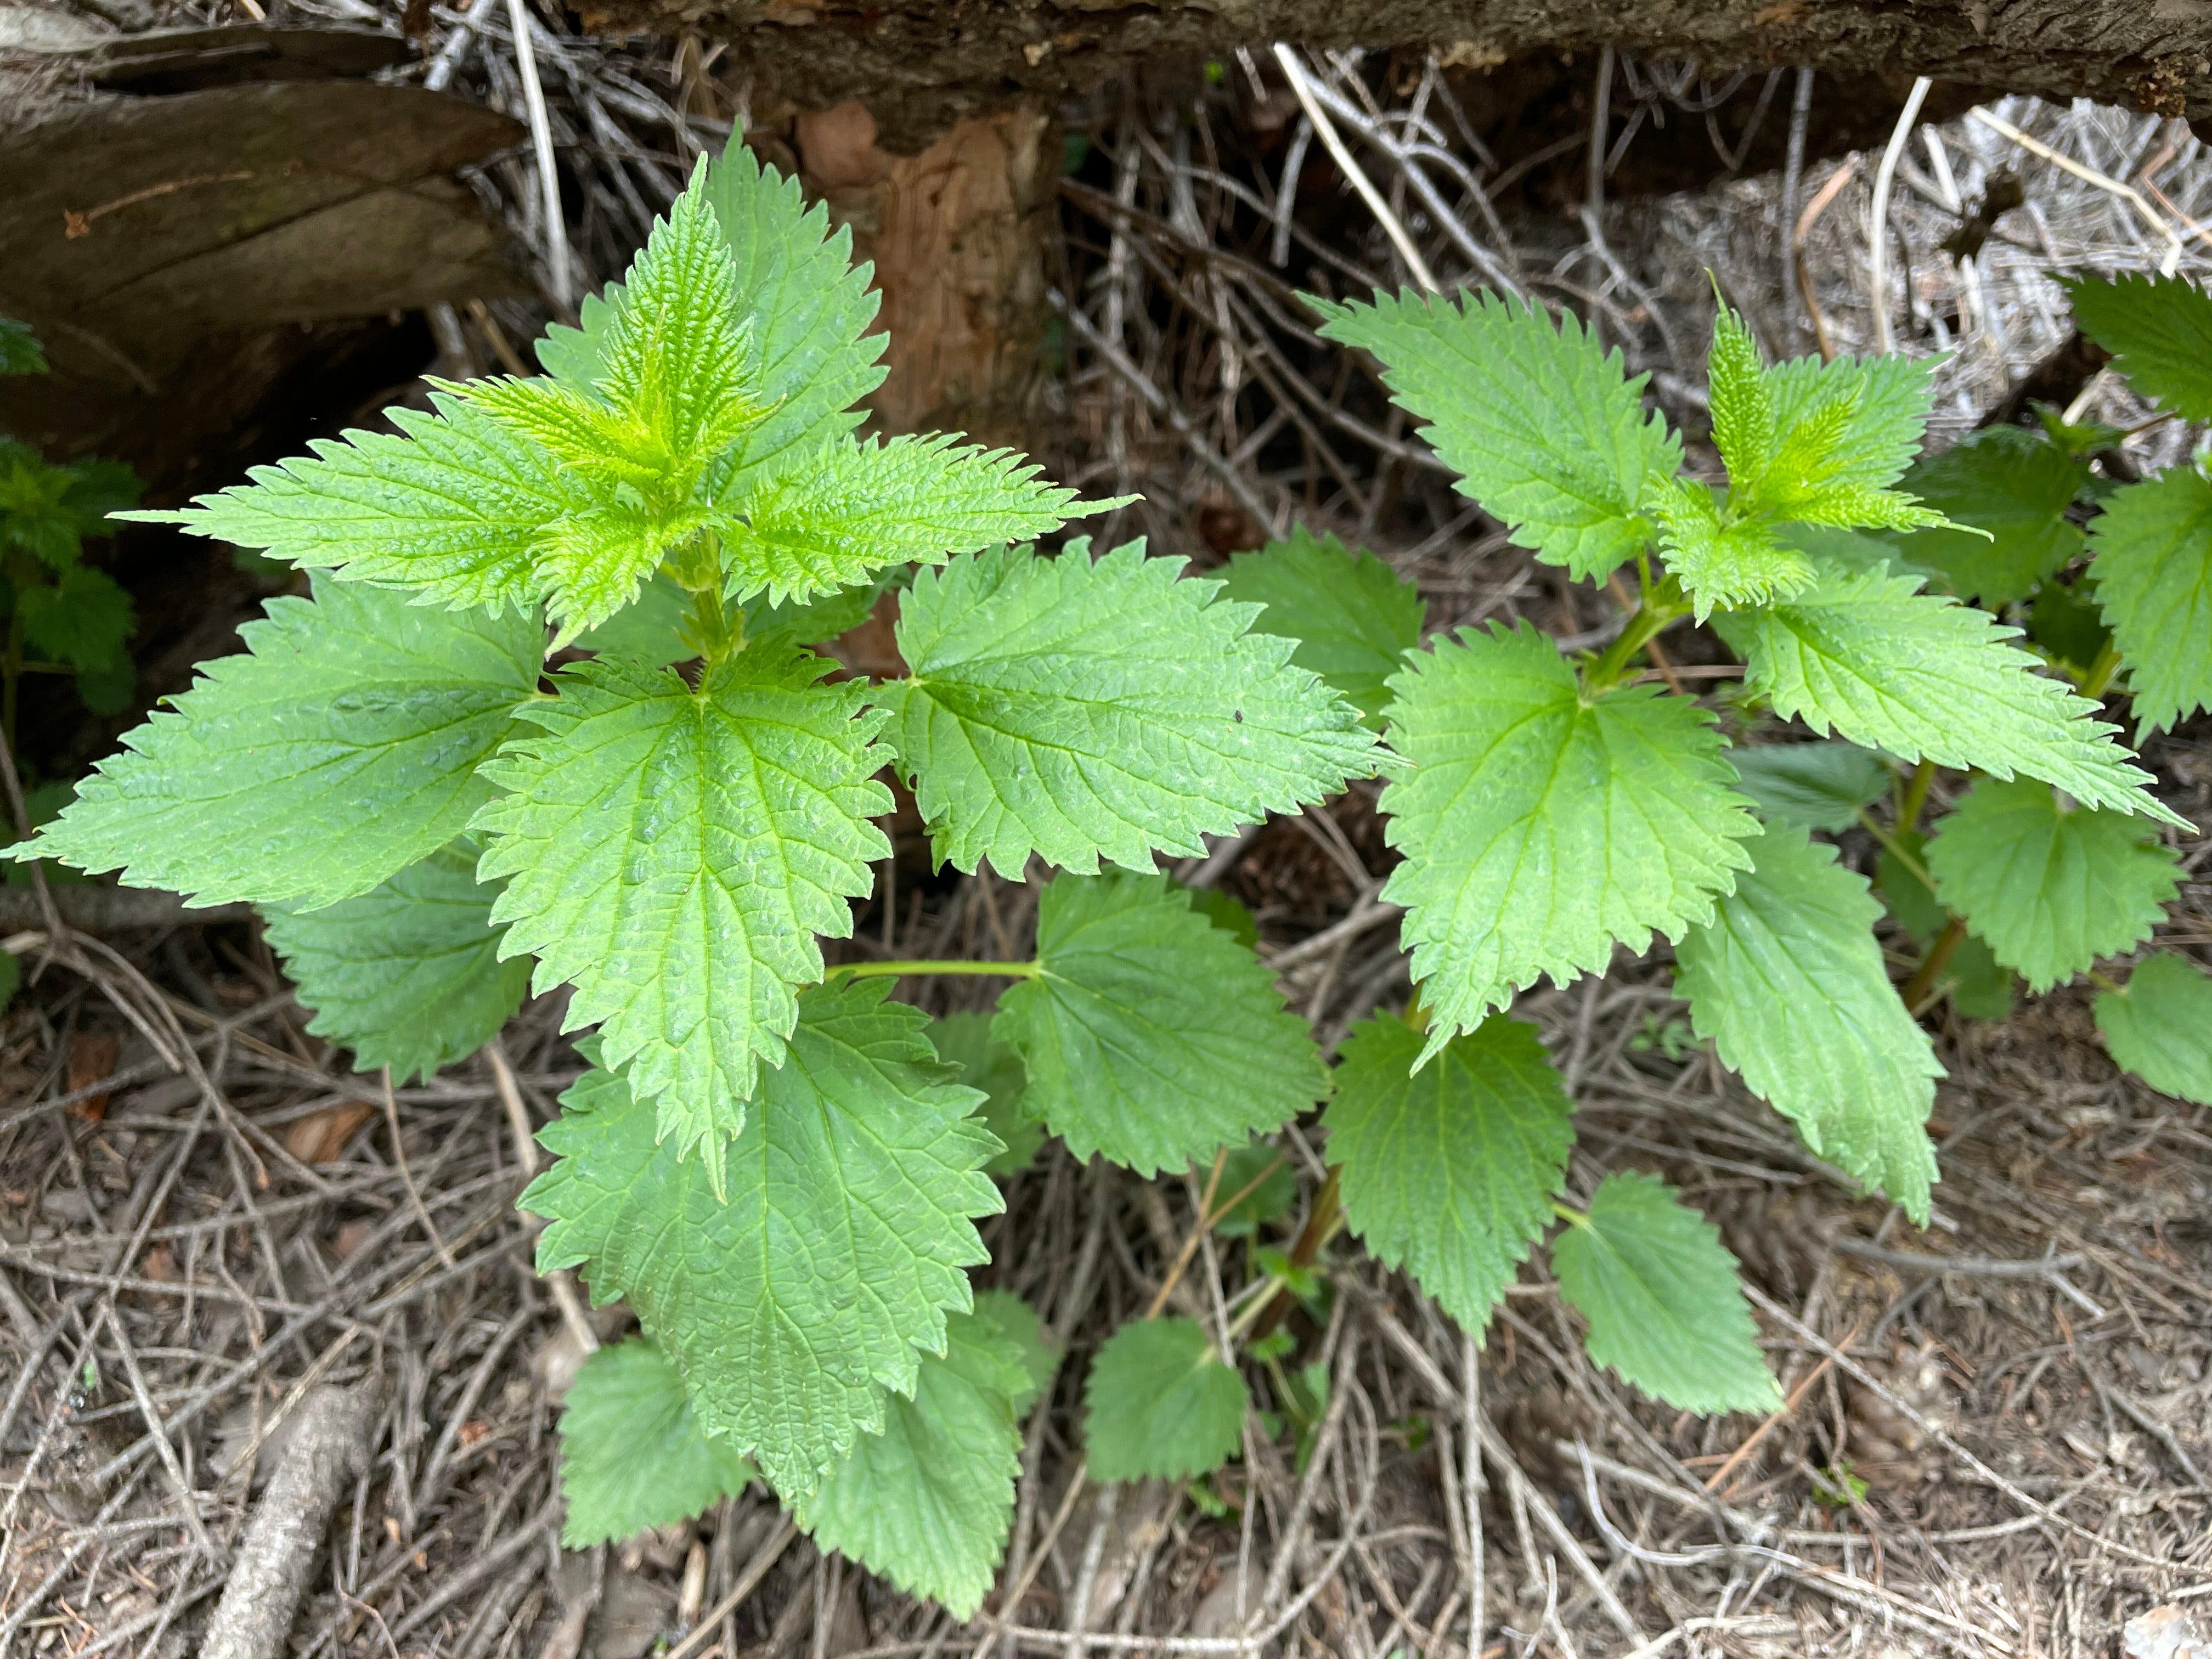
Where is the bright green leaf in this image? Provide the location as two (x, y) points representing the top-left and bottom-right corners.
(1925, 776), (2179, 991)
(1313, 288), (1681, 582)
(879, 543), (1379, 877)
(32, 580), (540, 909)
(2096, 951), (2212, 1105)
(2066, 273), (2212, 421)
(557, 1338), (755, 1548)
(1760, 350), (1936, 500)
(995, 871), (1327, 1177)
(1717, 560), (2180, 824)
(1084, 1316), (1249, 1482)
(1675, 826), (1940, 1222)
(2086, 467), (2212, 735)
(526, 983), (1001, 1494)
(1884, 427), (2087, 605)
(1726, 740), (1891, 832)
(263, 843), (533, 1084)
(1553, 1171), (1780, 1415)
(1216, 527), (1427, 727)
(1324, 1013), (1572, 1329)
(1187, 885), (1260, 947)
(1651, 476), (1812, 617)
(930, 1011), (1045, 1176)
(721, 435), (1092, 607)
(476, 649), (891, 1192)
(794, 1308), (1026, 1618)
(573, 569), (695, 665)
(1379, 621), (1760, 1058)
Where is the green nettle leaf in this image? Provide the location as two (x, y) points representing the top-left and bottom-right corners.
(125, 390), (586, 615)
(1552, 1172), (1780, 1415)
(1216, 527), (1427, 727)
(2066, 273), (2212, 421)
(18, 563), (132, 670)
(2096, 952), (2212, 1105)
(32, 581), (540, 908)
(1313, 288), (1681, 581)
(1718, 561), (2181, 825)
(1650, 477), (1811, 618)
(0, 316), (47, 376)
(970, 1290), (1060, 1417)
(557, 1339), (755, 1548)
(0, 456), (88, 567)
(1674, 826), (1941, 1222)
(1875, 835), (2016, 1021)
(1324, 1013), (1573, 1329)
(60, 457), (144, 531)
(1084, 1317), (1249, 1482)
(573, 568), (693, 665)
(879, 543), (1379, 877)
(721, 435), (1092, 607)
(1207, 1142), (1297, 1240)
(526, 984), (1002, 1494)
(1379, 622), (1760, 1057)
(1726, 740), (1891, 832)
(1188, 885), (1260, 947)
(262, 843), (533, 1084)
(793, 1308), (1027, 1618)
(996, 872), (1328, 1176)
(1886, 427), (2086, 605)
(1925, 776), (2179, 992)
(526, 503), (716, 647)
(475, 649), (891, 1189)
(930, 1011), (1045, 1176)
(2085, 468), (2212, 736)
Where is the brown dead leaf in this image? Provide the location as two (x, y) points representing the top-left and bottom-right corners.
(458, 1419), (491, 1447)
(331, 1218), (375, 1261)
(283, 1100), (376, 1165)
(143, 1244), (176, 1283)
(67, 1032), (121, 1122)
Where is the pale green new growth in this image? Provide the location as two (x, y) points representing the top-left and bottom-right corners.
(1313, 289), (1681, 580)
(121, 391), (583, 614)
(1726, 740), (1891, 832)
(1217, 527), (1427, 728)
(32, 580), (541, 909)
(1674, 827), (1940, 1222)
(879, 543), (1378, 877)
(794, 1309), (1028, 1618)
(2086, 467), (2212, 735)
(557, 1339), (754, 1548)
(995, 872), (1327, 1176)
(476, 650), (890, 1191)
(1553, 1172), (1780, 1415)
(263, 843), (532, 1084)
(1379, 622), (1760, 1058)
(1649, 478), (1809, 618)
(527, 986), (1001, 1495)
(1719, 561), (2181, 825)
(930, 1012), (1045, 1176)
(721, 435), (1091, 606)
(1925, 777), (2179, 992)
(2096, 952), (2212, 1105)
(1888, 427), (2085, 605)
(2066, 273), (2212, 422)
(1084, 1317), (1248, 1482)
(1324, 1014), (1572, 1330)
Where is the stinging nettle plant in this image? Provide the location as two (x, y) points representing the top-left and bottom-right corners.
(18, 140), (2208, 1613)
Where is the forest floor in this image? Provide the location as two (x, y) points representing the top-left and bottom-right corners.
(5, 17), (2212, 1657)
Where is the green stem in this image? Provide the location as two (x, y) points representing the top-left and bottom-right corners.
(827, 958), (1043, 980)
(2078, 639), (2123, 700)
(1551, 1199), (1589, 1227)
(1896, 758), (1936, 836)
(673, 528), (743, 665)
(1854, 808), (1933, 889)
(1901, 914), (1967, 1013)
(2086, 967), (2125, 995)
(1235, 1165), (1343, 1349)
(1584, 578), (1689, 695)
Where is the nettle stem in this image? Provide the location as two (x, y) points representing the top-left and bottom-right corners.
(1896, 758), (1936, 834)
(1901, 913), (1967, 1012)
(1584, 574), (1690, 695)
(673, 529), (743, 665)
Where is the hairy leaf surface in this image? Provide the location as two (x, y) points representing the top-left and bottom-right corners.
(1719, 562), (2178, 823)
(1314, 289), (1680, 580)
(557, 1339), (754, 1548)
(1379, 622), (1760, 1056)
(1553, 1172), (1780, 1415)
(994, 872), (1327, 1176)
(1217, 528), (1426, 727)
(2086, 468), (2212, 735)
(33, 581), (540, 907)
(1651, 478), (1811, 617)
(1084, 1317), (1248, 1482)
(794, 1309), (1026, 1618)
(2096, 952), (2212, 1105)
(526, 986), (1001, 1494)
(476, 650), (890, 1187)
(1324, 1014), (1572, 1329)
(1925, 777), (2179, 991)
(879, 544), (1378, 877)
(264, 843), (532, 1083)
(2067, 273), (2212, 421)
(1675, 827), (1940, 1221)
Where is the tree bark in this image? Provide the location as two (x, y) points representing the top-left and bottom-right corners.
(590, 1), (2212, 150)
